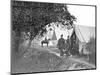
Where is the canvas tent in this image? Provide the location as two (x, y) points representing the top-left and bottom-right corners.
(74, 25), (95, 43)
(70, 25), (95, 54)
(51, 30), (57, 40)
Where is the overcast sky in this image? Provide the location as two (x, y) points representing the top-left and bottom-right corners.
(67, 5), (95, 27)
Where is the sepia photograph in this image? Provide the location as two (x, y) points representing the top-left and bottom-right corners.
(11, 0), (96, 74)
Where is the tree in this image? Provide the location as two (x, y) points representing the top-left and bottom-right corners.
(12, 1), (76, 48)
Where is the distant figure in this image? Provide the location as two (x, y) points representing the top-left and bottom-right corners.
(41, 37), (49, 47)
(65, 36), (71, 56)
(57, 34), (65, 57)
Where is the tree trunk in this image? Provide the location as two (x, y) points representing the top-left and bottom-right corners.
(26, 34), (34, 51)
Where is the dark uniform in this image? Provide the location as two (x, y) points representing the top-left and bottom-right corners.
(65, 38), (70, 56)
(57, 37), (65, 56)
(70, 37), (79, 55)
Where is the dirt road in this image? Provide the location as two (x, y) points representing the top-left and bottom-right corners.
(12, 44), (95, 74)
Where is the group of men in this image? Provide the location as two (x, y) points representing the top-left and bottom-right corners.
(57, 34), (72, 57)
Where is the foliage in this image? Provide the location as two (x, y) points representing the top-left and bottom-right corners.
(12, 1), (76, 40)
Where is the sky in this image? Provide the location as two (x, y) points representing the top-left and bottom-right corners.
(67, 5), (95, 27)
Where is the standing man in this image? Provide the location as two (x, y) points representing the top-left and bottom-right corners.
(65, 36), (71, 56)
(57, 34), (65, 57)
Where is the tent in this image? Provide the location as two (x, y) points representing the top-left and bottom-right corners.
(49, 30), (58, 46)
(74, 25), (95, 43)
(51, 30), (57, 40)
(70, 25), (95, 54)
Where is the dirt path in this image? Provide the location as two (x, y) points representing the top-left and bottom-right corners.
(33, 45), (95, 68)
(12, 44), (95, 73)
